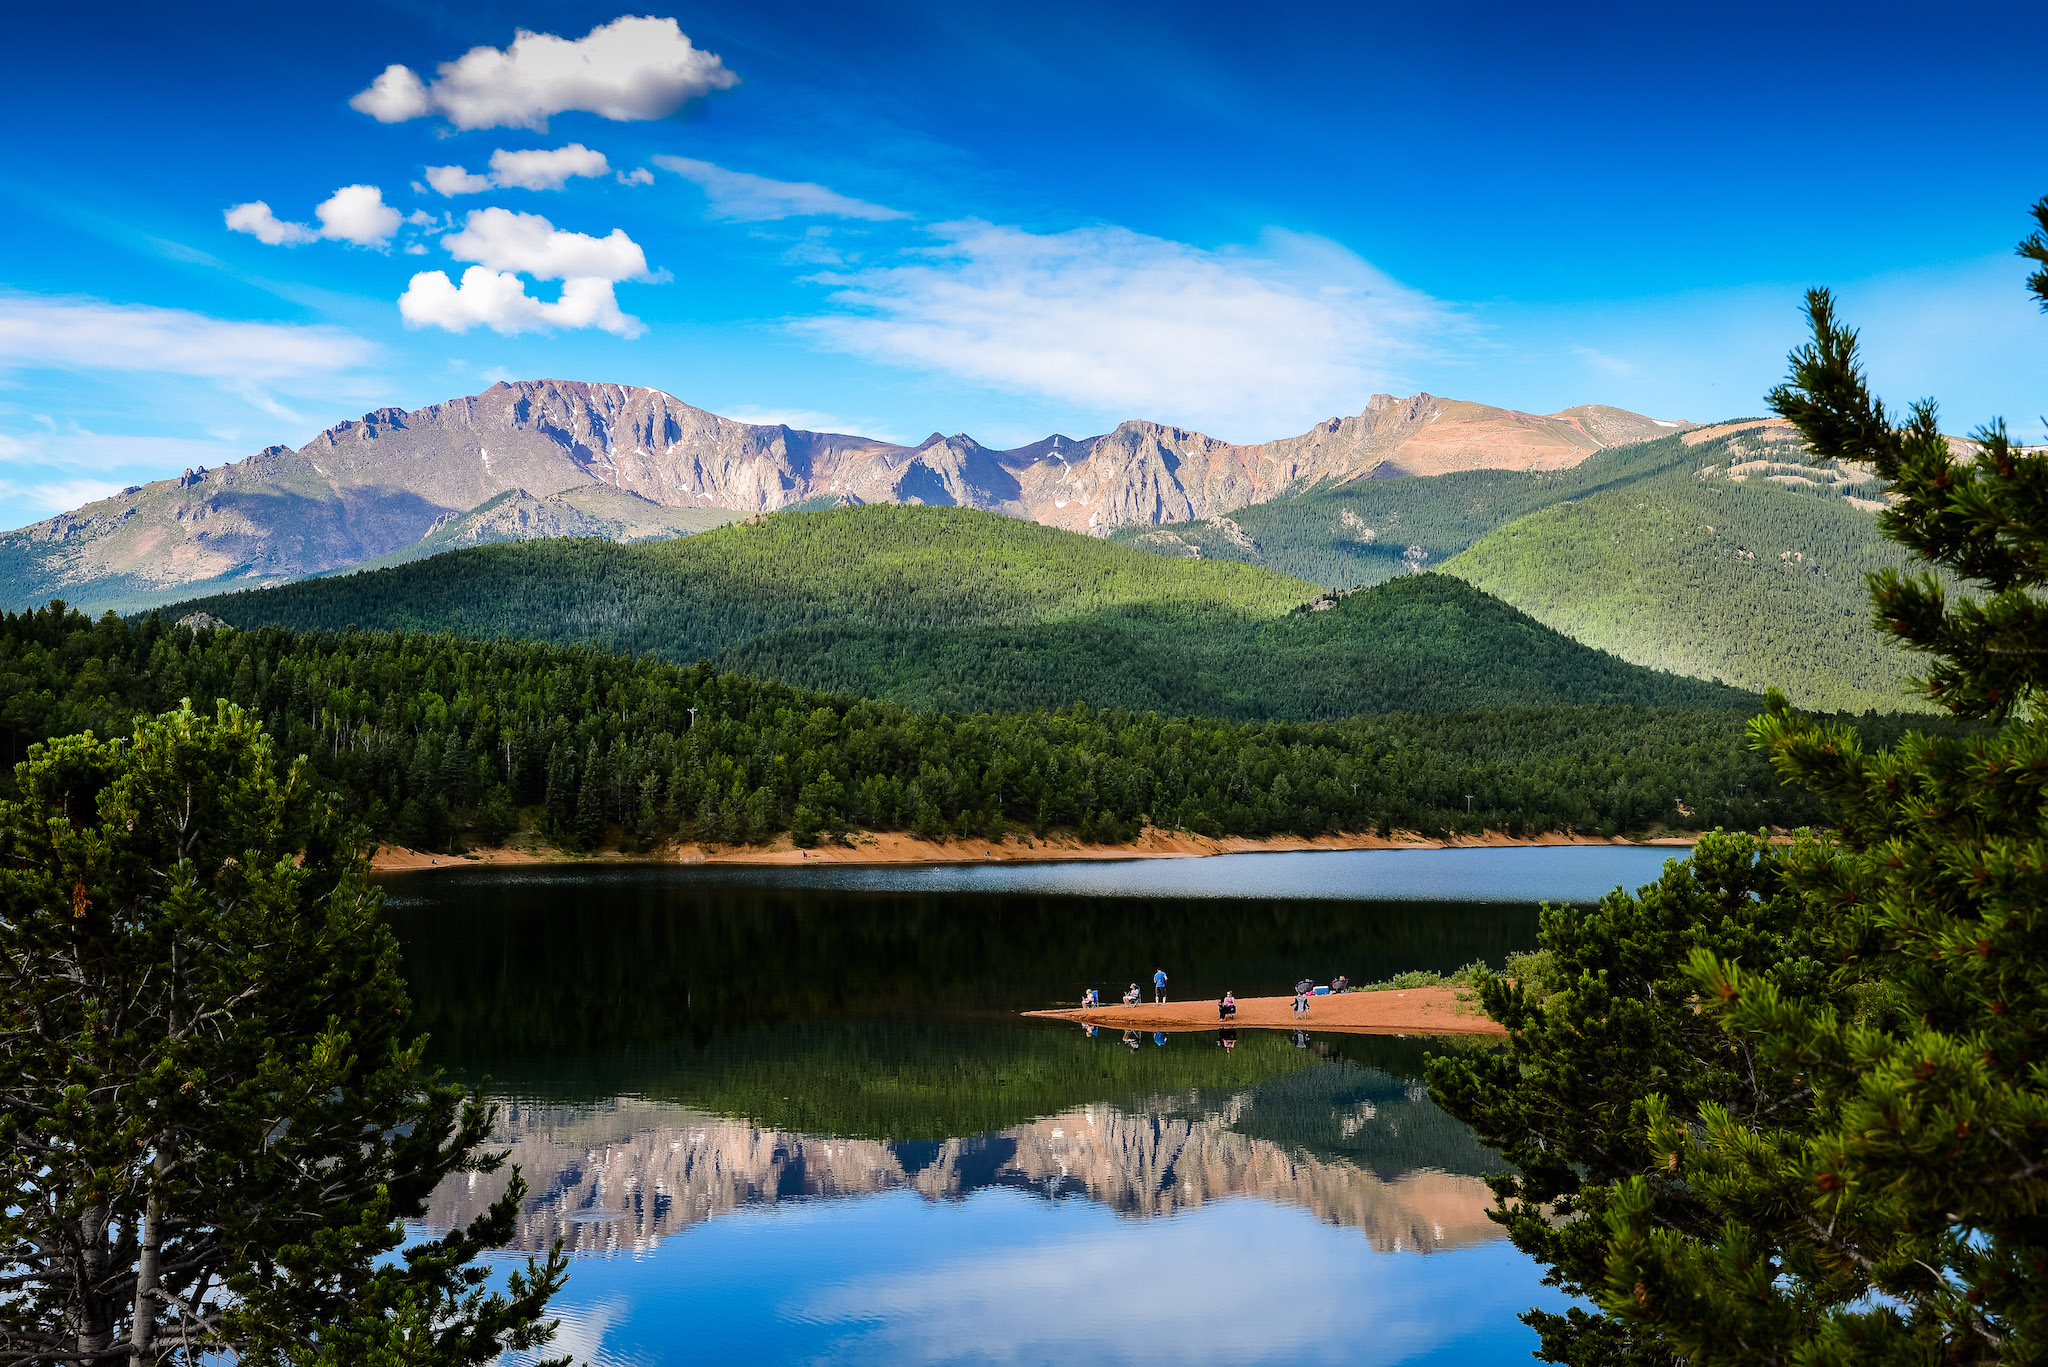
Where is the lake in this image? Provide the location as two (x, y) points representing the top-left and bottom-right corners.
(383, 845), (1678, 1366)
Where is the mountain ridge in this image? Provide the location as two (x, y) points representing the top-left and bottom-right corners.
(1, 379), (1691, 611)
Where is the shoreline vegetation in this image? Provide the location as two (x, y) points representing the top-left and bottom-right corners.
(367, 824), (1714, 873)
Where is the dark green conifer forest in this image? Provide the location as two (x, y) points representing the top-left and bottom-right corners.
(0, 604), (1942, 854)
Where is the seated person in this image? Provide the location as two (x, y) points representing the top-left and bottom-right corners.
(1218, 991), (1237, 1020)
(1123, 983), (1141, 1007)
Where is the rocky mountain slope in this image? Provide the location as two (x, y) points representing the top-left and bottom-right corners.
(0, 379), (1688, 611)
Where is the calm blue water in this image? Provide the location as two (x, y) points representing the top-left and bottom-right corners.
(383, 843), (1680, 905)
(387, 846), (1676, 1366)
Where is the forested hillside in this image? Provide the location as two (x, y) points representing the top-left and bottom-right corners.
(1441, 450), (1922, 711)
(158, 505), (1745, 719)
(1, 603), (1936, 857)
(1115, 422), (1923, 710)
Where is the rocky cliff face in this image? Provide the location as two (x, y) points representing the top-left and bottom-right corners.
(0, 379), (1689, 610)
(421, 1094), (1501, 1259)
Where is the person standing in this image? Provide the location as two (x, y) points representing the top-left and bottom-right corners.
(1153, 967), (1168, 1003)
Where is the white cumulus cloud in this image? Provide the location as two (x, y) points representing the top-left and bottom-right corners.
(398, 268), (642, 338)
(223, 201), (317, 246)
(653, 155), (905, 222)
(349, 16), (738, 132)
(799, 221), (1453, 441)
(441, 207), (649, 281)
(426, 144), (612, 195)
(425, 165), (494, 196)
(226, 186), (401, 249)
(313, 184), (401, 247)
(399, 208), (652, 337)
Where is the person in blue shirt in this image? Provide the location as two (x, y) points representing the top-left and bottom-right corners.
(1153, 967), (1168, 1003)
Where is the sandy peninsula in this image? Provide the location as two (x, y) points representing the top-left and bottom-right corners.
(1025, 986), (1504, 1037)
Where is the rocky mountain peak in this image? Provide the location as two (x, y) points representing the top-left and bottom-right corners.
(1, 381), (1692, 612)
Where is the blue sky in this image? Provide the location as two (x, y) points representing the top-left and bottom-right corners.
(4, 0), (2046, 524)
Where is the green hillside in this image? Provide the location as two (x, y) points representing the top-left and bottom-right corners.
(157, 504), (1747, 719)
(1440, 463), (1926, 712)
(1114, 424), (1926, 711)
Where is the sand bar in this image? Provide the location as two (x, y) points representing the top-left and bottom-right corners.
(1024, 986), (1504, 1037)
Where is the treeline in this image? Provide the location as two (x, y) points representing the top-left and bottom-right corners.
(1, 602), (1949, 855)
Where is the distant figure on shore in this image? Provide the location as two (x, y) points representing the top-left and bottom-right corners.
(1082, 988), (1100, 1008)
(1218, 991), (1237, 1020)
(1293, 979), (1313, 1017)
(1123, 983), (1141, 1007)
(1153, 967), (1168, 1002)
(1331, 974), (1350, 994)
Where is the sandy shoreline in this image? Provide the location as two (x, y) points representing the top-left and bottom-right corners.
(1026, 986), (1503, 1037)
(370, 825), (1699, 873)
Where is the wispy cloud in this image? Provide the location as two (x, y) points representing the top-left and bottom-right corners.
(0, 294), (373, 383)
(654, 156), (906, 222)
(799, 221), (1453, 441)
(350, 16), (738, 132)
(1570, 344), (1635, 376)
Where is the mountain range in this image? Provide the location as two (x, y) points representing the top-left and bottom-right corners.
(0, 379), (1691, 613)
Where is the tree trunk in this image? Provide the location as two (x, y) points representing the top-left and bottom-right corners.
(128, 1181), (165, 1366)
(76, 1201), (114, 1358)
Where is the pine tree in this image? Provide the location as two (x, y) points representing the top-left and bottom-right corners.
(542, 743), (573, 838)
(573, 742), (606, 851)
(1432, 196), (2048, 1366)
(0, 701), (567, 1363)
(1596, 204), (2048, 1366)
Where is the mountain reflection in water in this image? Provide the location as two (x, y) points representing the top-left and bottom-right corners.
(427, 1042), (1499, 1258)
(382, 857), (1599, 1365)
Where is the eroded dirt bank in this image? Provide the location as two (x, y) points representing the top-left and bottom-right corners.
(1026, 986), (1504, 1037)
(370, 825), (1697, 873)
